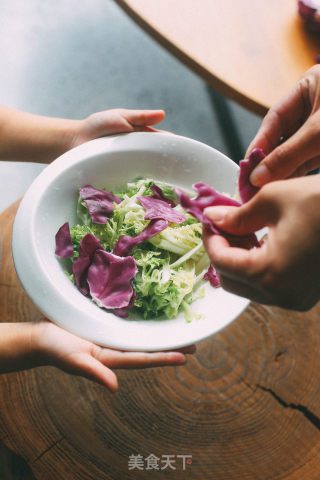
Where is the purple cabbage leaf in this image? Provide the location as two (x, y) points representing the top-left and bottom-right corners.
(111, 291), (137, 318)
(113, 219), (169, 257)
(298, 0), (320, 32)
(72, 234), (103, 296)
(87, 249), (138, 311)
(138, 195), (187, 224)
(79, 185), (121, 224)
(174, 183), (260, 249)
(238, 148), (266, 203)
(204, 264), (220, 288)
(174, 183), (240, 235)
(150, 183), (176, 207)
(55, 222), (74, 258)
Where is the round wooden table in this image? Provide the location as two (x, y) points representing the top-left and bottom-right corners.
(2, 200), (320, 479)
(115, 0), (320, 116)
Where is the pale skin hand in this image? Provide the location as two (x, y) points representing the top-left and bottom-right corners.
(0, 320), (195, 392)
(0, 104), (191, 388)
(202, 175), (320, 311)
(248, 65), (320, 187)
(71, 108), (166, 148)
(0, 106), (165, 163)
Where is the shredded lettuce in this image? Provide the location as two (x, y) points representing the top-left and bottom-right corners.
(149, 223), (202, 255)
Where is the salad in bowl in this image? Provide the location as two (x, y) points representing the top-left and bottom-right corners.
(12, 132), (259, 350)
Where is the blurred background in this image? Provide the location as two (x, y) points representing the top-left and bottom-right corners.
(0, 0), (262, 210)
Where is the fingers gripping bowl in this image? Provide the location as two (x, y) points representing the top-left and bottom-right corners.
(12, 133), (250, 351)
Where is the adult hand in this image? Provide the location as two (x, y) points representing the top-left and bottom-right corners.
(34, 319), (194, 392)
(72, 108), (166, 147)
(202, 175), (320, 311)
(248, 65), (320, 187)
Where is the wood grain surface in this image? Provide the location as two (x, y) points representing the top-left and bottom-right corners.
(115, 0), (320, 116)
(1, 202), (320, 479)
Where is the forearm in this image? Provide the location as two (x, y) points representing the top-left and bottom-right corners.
(0, 105), (81, 163)
(0, 322), (41, 373)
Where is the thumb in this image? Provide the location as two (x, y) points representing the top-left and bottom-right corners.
(204, 198), (274, 236)
(249, 115), (320, 187)
(121, 109), (165, 127)
(67, 353), (119, 392)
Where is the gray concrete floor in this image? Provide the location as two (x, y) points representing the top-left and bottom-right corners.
(0, 0), (262, 162)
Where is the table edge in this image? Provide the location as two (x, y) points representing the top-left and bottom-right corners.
(115, 0), (267, 116)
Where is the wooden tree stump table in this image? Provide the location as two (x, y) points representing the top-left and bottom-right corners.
(1, 202), (320, 479)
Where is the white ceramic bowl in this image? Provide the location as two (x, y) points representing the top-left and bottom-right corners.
(12, 132), (249, 351)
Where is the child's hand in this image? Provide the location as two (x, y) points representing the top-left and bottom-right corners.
(202, 175), (320, 311)
(0, 106), (166, 163)
(71, 108), (166, 147)
(34, 319), (194, 392)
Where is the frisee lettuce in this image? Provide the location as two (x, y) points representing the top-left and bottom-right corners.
(70, 178), (210, 319)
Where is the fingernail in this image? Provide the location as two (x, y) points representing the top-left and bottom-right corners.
(176, 355), (187, 365)
(167, 353), (186, 364)
(250, 164), (271, 186)
(204, 206), (228, 224)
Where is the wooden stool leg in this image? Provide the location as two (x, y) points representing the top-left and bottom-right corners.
(207, 86), (245, 163)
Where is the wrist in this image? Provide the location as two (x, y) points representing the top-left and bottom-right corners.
(59, 118), (84, 153)
(0, 322), (45, 373)
(29, 319), (57, 367)
(0, 106), (84, 163)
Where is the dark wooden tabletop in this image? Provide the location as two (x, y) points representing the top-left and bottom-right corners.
(1, 202), (320, 479)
